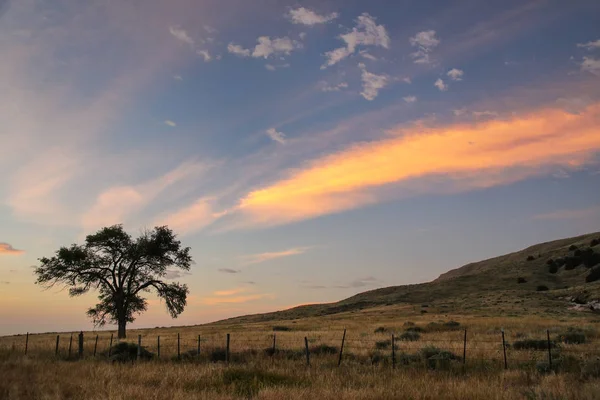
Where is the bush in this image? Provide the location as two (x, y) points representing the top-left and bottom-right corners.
(536, 285), (549, 292)
(517, 277), (527, 283)
(419, 346), (460, 369)
(526, 255), (536, 261)
(107, 342), (154, 362)
(399, 331), (421, 341)
(222, 368), (302, 398)
(405, 326), (424, 333)
(369, 351), (389, 365)
(375, 340), (393, 349)
(403, 321), (415, 327)
(586, 267), (600, 283)
(374, 326), (387, 334)
(564, 256), (582, 270)
(444, 321), (461, 328)
(513, 339), (557, 350)
(546, 259), (554, 265)
(209, 348), (228, 362)
(591, 238), (600, 247)
(569, 245), (579, 251)
(582, 358), (600, 379)
(272, 326), (292, 332)
(581, 249), (600, 268)
(557, 328), (586, 344)
(548, 263), (558, 274)
(310, 344), (337, 355)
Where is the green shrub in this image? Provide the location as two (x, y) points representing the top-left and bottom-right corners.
(557, 329), (586, 344)
(369, 351), (389, 365)
(444, 321), (461, 328)
(403, 321), (415, 327)
(399, 331), (421, 341)
(581, 249), (600, 268)
(569, 245), (579, 251)
(310, 344), (337, 355)
(405, 326), (424, 333)
(513, 339), (556, 350)
(591, 238), (600, 247)
(536, 285), (549, 292)
(107, 342), (154, 362)
(272, 326), (292, 332)
(419, 346), (460, 369)
(517, 277), (527, 283)
(209, 348), (227, 362)
(582, 358), (600, 379)
(374, 326), (387, 334)
(397, 352), (421, 365)
(526, 255), (535, 261)
(564, 256), (582, 270)
(222, 368), (302, 398)
(586, 267), (600, 283)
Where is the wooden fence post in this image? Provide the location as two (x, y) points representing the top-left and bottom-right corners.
(272, 333), (276, 359)
(108, 333), (113, 357)
(25, 332), (29, 355)
(338, 329), (346, 367)
(93, 335), (99, 357)
(68, 334), (73, 358)
(78, 331), (84, 358)
(226, 333), (230, 364)
(157, 336), (160, 359)
(463, 329), (467, 365)
(547, 329), (552, 367)
(197, 335), (201, 357)
(391, 334), (396, 369)
(137, 335), (142, 360)
(304, 337), (310, 366)
(177, 333), (181, 360)
(501, 330), (507, 370)
(55, 335), (60, 356)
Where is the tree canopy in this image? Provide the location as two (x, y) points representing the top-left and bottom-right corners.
(35, 225), (192, 338)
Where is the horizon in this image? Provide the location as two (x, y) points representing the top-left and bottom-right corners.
(2, 0), (600, 337)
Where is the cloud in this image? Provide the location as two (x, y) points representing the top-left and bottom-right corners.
(472, 110), (499, 118)
(409, 30), (440, 64)
(219, 268), (241, 274)
(556, 97), (593, 114)
(164, 120), (177, 127)
(173, 75), (183, 81)
(266, 128), (286, 144)
(320, 82), (349, 92)
(322, 13), (390, 68)
(252, 36), (300, 59)
(0, 243), (24, 255)
(453, 108), (467, 116)
(434, 78), (448, 91)
(265, 63), (290, 71)
(227, 43), (251, 57)
(335, 276), (378, 289)
(200, 293), (274, 305)
(359, 63), (388, 101)
(403, 96), (417, 103)
(577, 39), (600, 50)
(402, 77), (412, 84)
(214, 288), (246, 296)
(360, 51), (378, 61)
(447, 68), (464, 81)
(169, 26), (194, 46)
(156, 197), (225, 236)
(239, 247), (310, 266)
(165, 269), (192, 279)
(196, 50), (212, 62)
(581, 57), (600, 76)
(532, 205), (600, 221)
(0, 281), (10, 285)
(287, 7), (338, 25)
(233, 102), (600, 229)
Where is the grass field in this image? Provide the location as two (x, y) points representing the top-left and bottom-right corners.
(2, 309), (600, 399)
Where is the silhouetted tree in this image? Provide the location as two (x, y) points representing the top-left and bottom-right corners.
(35, 225), (192, 338)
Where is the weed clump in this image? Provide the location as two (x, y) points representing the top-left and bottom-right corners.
(557, 328), (586, 344)
(272, 326), (292, 332)
(586, 267), (600, 283)
(526, 255), (535, 261)
(512, 339), (557, 350)
(517, 277), (527, 283)
(399, 331), (421, 341)
(310, 344), (337, 355)
(107, 342), (154, 362)
(374, 327), (387, 334)
(536, 285), (549, 292)
(222, 367), (303, 398)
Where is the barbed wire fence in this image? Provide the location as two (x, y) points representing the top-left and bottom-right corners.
(1, 328), (595, 371)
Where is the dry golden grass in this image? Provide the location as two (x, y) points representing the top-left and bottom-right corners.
(2, 309), (600, 399)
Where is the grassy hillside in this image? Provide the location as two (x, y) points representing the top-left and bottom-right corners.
(218, 231), (600, 325)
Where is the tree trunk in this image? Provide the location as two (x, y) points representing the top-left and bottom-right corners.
(118, 319), (127, 339)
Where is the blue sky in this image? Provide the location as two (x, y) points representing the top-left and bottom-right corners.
(1, 0), (600, 335)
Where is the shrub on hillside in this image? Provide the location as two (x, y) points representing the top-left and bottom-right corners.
(375, 340), (394, 349)
(582, 358), (600, 379)
(399, 331), (421, 341)
(310, 344), (337, 355)
(517, 277), (527, 283)
(581, 249), (600, 268)
(548, 263), (559, 274)
(374, 326), (387, 334)
(222, 367), (303, 398)
(405, 326), (424, 333)
(513, 339), (557, 350)
(564, 256), (582, 270)
(526, 255), (536, 261)
(586, 267), (600, 283)
(536, 285), (549, 292)
(557, 328), (586, 344)
(419, 346), (460, 369)
(107, 342), (154, 362)
(591, 238), (600, 247)
(403, 321), (415, 327)
(569, 245), (579, 251)
(272, 326), (292, 332)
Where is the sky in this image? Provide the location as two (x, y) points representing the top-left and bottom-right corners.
(1, 0), (600, 336)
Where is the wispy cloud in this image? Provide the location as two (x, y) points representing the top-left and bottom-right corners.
(265, 63), (290, 71)
(447, 68), (464, 81)
(196, 50), (212, 62)
(200, 289), (274, 305)
(266, 128), (286, 144)
(156, 197), (226, 236)
(409, 30), (439, 64)
(319, 81), (349, 92)
(0, 243), (24, 255)
(173, 75), (183, 81)
(0, 281), (10, 285)
(358, 63), (388, 101)
(322, 13), (390, 68)
(214, 288), (246, 296)
(164, 120), (177, 127)
(581, 57), (600, 76)
(218, 268), (241, 274)
(434, 78), (448, 91)
(169, 26), (194, 46)
(232, 102), (600, 229)
(227, 43), (251, 57)
(335, 276), (379, 289)
(165, 269), (192, 279)
(252, 36), (301, 59)
(577, 39), (600, 51)
(287, 7), (338, 25)
(239, 247), (310, 266)
(403, 96), (417, 103)
(532, 205), (600, 221)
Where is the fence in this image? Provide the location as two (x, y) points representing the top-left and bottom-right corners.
(2, 327), (596, 371)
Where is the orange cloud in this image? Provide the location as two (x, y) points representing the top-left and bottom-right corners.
(213, 288), (247, 296)
(0, 243), (24, 255)
(236, 102), (600, 227)
(200, 293), (274, 305)
(239, 247), (311, 266)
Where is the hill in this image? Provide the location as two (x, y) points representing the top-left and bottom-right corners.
(216, 231), (600, 325)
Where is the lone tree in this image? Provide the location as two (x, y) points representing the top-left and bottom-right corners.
(35, 225), (192, 338)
